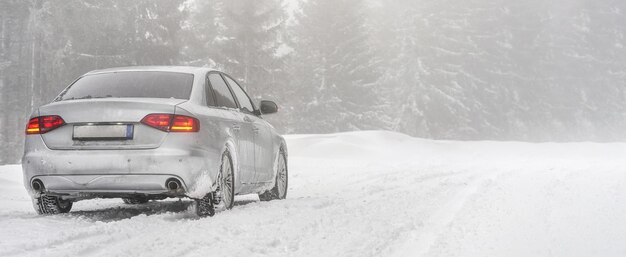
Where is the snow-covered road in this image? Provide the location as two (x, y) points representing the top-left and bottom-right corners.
(1, 131), (625, 257)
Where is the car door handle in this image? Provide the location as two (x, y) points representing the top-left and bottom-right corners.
(232, 124), (241, 131)
(253, 127), (260, 134)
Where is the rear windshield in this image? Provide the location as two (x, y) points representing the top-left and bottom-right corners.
(57, 71), (194, 101)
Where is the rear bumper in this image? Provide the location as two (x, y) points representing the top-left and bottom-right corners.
(22, 135), (220, 198)
(32, 174), (186, 196)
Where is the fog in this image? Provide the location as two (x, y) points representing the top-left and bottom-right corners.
(1, 0), (625, 164)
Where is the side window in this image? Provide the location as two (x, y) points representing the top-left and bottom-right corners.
(204, 75), (216, 106)
(224, 75), (254, 113)
(208, 73), (237, 109)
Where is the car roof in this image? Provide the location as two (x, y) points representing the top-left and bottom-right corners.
(84, 66), (217, 76)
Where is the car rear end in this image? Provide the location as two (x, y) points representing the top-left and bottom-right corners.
(22, 70), (212, 201)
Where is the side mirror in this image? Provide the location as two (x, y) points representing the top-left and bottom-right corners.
(259, 100), (278, 115)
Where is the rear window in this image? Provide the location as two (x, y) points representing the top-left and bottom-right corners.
(57, 71), (194, 101)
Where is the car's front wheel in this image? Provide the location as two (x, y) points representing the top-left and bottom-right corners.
(196, 150), (235, 217)
(259, 149), (288, 201)
(34, 195), (73, 215)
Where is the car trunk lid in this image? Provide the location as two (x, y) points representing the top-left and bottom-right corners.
(38, 98), (186, 150)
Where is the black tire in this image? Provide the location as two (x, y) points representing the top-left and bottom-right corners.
(122, 197), (149, 204)
(35, 195), (73, 215)
(196, 193), (215, 217)
(196, 150), (235, 217)
(259, 149), (288, 201)
(217, 150), (235, 210)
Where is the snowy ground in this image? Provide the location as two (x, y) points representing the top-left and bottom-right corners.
(1, 131), (626, 257)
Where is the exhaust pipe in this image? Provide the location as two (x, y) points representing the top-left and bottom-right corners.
(32, 180), (44, 192)
(166, 179), (181, 191)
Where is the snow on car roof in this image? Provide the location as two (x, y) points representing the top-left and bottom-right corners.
(85, 66), (217, 75)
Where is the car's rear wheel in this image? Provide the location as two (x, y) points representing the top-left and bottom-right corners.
(196, 193), (215, 217)
(35, 195), (73, 215)
(215, 150), (235, 210)
(196, 150), (235, 217)
(259, 149), (288, 201)
(122, 197), (149, 204)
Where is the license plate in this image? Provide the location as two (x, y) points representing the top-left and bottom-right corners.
(73, 125), (134, 140)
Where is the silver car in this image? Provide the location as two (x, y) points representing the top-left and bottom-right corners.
(22, 66), (288, 217)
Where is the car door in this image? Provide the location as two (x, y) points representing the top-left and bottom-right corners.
(207, 73), (256, 185)
(222, 75), (275, 184)
(250, 117), (274, 183)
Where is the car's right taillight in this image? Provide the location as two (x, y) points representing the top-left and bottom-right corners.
(141, 114), (199, 132)
(170, 115), (200, 132)
(26, 115), (66, 134)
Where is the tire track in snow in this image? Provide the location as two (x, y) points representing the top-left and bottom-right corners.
(390, 170), (503, 257)
(0, 201), (194, 257)
(2, 228), (109, 257)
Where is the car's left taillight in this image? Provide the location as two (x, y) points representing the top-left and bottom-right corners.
(26, 115), (66, 134)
